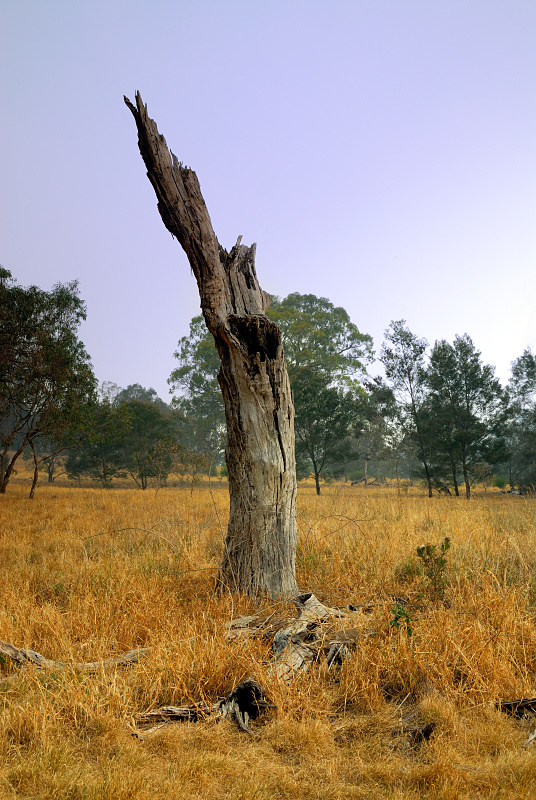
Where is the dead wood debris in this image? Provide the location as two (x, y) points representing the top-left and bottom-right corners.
(226, 592), (366, 682)
(135, 678), (276, 737)
(524, 728), (536, 749)
(1, 594), (367, 734)
(496, 697), (536, 719)
(497, 698), (536, 749)
(0, 640), (148, 681)
(135, 593), (366, 735)
(7, 596), (536, 742)
(408, 721), (437, 745)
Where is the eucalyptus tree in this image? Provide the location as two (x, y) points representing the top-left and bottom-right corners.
(292, 372), (361, 494)
(380, 321), (434, 496)
(426, 335), (508, 498)
(114, 383), (169, 412)
(168, 315), (226, 456)
(354, 377), (397, 487)
(506, 348), (536, 489)
(65, 401), (128, 487)
(425, 340), (464, 494)
(268, 293), (373, 385)
(0, 267), (96, 496)
(118, 398), (176, 490)
(269, 293), (372, 493)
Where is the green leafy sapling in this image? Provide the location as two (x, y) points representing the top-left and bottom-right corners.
(416, 537), (451, 600)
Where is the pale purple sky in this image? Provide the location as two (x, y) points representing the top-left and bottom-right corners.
(2, 1), (535, 400)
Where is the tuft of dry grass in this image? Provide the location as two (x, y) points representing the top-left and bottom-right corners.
(1, 479), (536, 798)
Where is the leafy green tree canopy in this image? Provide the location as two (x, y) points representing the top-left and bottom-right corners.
(293, 372), (361, 494)
(381, 320), (433, 496)
(509, 348), (536, 410)
(353, 376), (398, 487)
(270, 295), (373, 492)
(119, 398), (176, 489)
(168, 316), (225, 455)
(268, 293), (373, 385)
(114, 383), (169, 412)
(65, 400), (129, 488)
(0, 268), (96, 495)
(506, 348), (536, 490)
(169, 295), (374, 487)
(426, 334), (508, 498)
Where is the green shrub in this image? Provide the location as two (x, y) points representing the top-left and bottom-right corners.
(416, 537), (451, 601)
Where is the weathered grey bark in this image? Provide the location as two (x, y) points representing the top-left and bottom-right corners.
(125, 93), (298, 598)
(0, 639), (148, 679)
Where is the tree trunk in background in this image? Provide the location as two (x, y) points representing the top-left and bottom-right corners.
(450, 460), (460, 496)
(313, 467), (321, 496)
(125, 93), (298, 598)
(28, 438), (39, 500)
(462, 458), (471, 499)
(0, 438), (27, 494)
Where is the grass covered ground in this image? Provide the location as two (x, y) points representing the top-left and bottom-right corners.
(1, 480), (536, 799)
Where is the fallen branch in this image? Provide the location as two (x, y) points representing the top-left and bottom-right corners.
(496, 698), (536, 719)
(497, 697), (536, 750)
(1, 594), (366, 735)
(135, 678), (276, 736)
(226, 592), (364, 681)
(133, 593), (362, 735)
(0, 640), (149, 676)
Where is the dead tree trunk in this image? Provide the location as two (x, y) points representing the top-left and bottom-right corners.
(125, 93), (298, 598)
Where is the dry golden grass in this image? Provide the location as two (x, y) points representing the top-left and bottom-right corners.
(2, 476), (536, 799)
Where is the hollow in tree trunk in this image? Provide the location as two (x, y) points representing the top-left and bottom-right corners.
(125, 93), (298, 598)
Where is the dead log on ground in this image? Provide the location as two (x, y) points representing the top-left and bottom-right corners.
(133, 593), (364, 734)
(135, 678), (276, 736)
(1, 594), (368, 733)
(0, 640), (148, 674)
(497, 698), (536, 718)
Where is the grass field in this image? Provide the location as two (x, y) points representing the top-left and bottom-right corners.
(2, 477), (536, 799)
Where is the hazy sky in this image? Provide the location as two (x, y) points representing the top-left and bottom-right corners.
(2, 1), (535, 400)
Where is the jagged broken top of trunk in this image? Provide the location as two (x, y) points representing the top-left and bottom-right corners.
(124, 93), (271, 329)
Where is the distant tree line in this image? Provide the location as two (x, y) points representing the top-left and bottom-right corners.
(0, 269), (212, 496)
(169, 304), (536, 498)
(63, 382), (214, 491)
(2, 268), (535, 497)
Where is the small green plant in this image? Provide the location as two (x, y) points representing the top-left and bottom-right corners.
(416, 536), (451, 600)
(389, 603), (413, 636)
